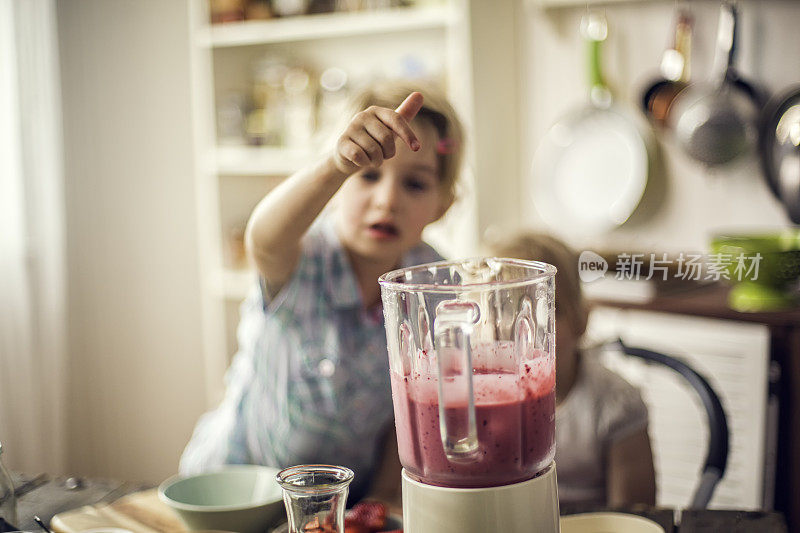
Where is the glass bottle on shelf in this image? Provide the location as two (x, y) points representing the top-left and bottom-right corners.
(317, 67), (349, 141)
(283, 66), (316, 149)
(0, 442), (18, 528)
(249, 57), (289, 146)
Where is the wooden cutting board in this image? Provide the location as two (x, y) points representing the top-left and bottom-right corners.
(50, 489), (186, 533)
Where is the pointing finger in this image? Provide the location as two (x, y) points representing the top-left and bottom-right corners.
(375, 107), (420, 152)
(395, 92), (424, 122)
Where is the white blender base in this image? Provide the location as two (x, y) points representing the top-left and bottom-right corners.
(401, 463), (560, 533)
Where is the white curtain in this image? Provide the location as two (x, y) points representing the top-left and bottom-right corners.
(0, 0), (67, 474)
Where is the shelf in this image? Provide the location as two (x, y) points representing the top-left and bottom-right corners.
(213, 145), (314, 176)
(196, 4), (454, 48)
(189, 0), (484, 402)
(530, 0), (658, 8)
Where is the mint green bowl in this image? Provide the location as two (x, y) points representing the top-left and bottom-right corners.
(158, 466), (285, 533)
(710, 230), (800, 311)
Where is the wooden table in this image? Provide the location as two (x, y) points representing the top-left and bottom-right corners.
(3, 472), (788, 533)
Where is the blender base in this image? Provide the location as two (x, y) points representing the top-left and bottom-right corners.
(401, 463), (560, 533)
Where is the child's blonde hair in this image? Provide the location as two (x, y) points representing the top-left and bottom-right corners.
(345, 79), (465, 207)
(489, 232), (587, 333)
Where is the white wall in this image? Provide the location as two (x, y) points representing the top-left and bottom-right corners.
(518, 0), (798, 253)
(58, 0), (206, 483)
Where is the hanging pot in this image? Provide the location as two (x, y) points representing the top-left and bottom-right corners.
(759, 85), (800, 223)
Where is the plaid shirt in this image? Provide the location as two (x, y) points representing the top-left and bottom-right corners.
(179, 216), (442, 499)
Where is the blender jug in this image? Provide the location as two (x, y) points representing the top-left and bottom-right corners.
(379, 258), (556, 488)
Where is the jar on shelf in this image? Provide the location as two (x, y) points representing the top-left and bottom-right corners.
(307, 0), (336, 14)
(217, 91), (249, 145)
(0, 443), (17, 529)
(316, 66), (350, 141)
(283, 66), (316, 149)
(248, 57), (289, 146)
(209, 0), (245, 23)
(271, 0), (308, 17)
(244, 0), (273, 20)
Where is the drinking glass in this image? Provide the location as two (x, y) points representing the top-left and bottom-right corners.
(276, 465), (353, 533)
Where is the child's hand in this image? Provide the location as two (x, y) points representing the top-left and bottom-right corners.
(332, 92), (424, 175)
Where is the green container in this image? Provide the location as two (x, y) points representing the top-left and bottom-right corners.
(710, 230), (800, 312)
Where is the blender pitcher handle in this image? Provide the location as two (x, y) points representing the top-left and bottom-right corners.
(434, 300), (480, 462)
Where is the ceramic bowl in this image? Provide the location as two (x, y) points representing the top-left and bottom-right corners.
(158, 465), (285, 533)
(560, 512), (665, 533)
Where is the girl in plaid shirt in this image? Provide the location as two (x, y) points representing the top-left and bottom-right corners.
(181, 81), (464, 506)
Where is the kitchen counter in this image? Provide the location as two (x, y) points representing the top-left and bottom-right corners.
(591, 280), (800, 326)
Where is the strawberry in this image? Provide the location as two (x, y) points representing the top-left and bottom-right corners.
(343, 517), (369, 533)
(345, 501), (388, 532)
(302, 516), (337, 533)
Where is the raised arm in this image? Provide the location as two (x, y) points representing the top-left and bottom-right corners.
(244, 92), (424, 290)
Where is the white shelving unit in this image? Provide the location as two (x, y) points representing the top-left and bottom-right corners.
(187, 0), (521, 403)
(529, 0), (658, 8)
(195, 4), (455, 47)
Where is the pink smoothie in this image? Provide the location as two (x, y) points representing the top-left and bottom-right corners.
(390, 341), (555, 488)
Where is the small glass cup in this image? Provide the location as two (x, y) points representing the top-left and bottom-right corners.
(276, 465), (354, 533)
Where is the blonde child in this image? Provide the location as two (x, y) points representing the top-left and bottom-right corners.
(180, 81), (464, 505)
(490, 233), (656, 507)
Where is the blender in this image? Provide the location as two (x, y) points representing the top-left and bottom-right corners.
(379, 258), (560, 533)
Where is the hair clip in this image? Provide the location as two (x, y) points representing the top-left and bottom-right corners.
(436, 138), (456, 155)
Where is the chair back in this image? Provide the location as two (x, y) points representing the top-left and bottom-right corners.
(613, 338), (730, 509)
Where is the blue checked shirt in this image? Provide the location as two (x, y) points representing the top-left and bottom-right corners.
(179, 216), (442, 500)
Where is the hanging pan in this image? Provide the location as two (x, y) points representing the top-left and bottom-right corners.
(669, 1), (764, 167)
(641, 9), (693, 127)
(531, 12), (654, 236)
